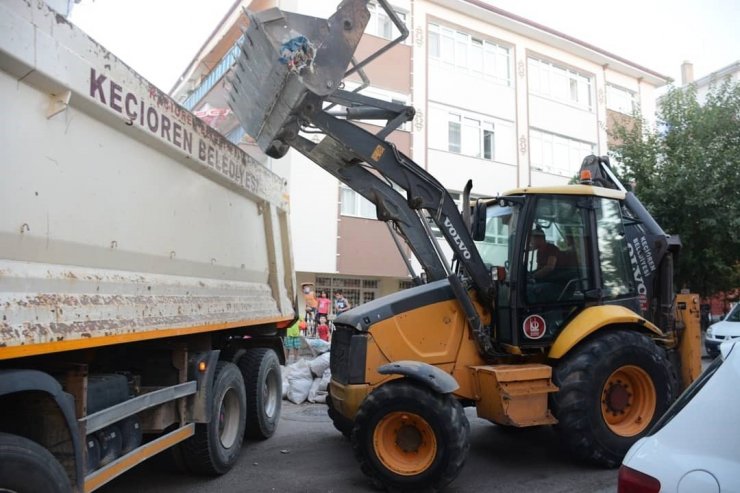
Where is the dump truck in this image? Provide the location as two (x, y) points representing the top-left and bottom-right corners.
(227, 1), (702, 491)
(0, 1), (295, 492)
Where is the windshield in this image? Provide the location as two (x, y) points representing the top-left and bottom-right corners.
(475, 202), (519, 269)
(726, 304), (740, 322)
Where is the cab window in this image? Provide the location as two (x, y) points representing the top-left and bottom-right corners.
(595, 198), (634, 298)
(524, 196), (589, 304)
(475, 203), (518, 269)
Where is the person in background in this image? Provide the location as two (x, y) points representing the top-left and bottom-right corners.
(316, 315), (331, 342)
(285, 317), (304, 363)
(334, 290), (351, 315)
(317, 291), (331, 325)
(303, 284), (318, 329)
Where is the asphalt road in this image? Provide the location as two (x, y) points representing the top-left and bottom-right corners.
(98, 402), (618, 493)
(99, 353), (712, 493)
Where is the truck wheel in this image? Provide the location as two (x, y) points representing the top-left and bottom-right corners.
(550, 330), (677, 468)
(326, 394), (353, 438)
(238, 348), (282, 439)
(351, 381), (470, 493)
(0, 432), (71, 493)
(177, 361), (246, 475)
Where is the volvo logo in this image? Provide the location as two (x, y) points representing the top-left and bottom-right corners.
(443, 218), (472, 260)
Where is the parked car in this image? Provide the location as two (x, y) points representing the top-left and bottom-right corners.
(705, 303), (740, 358)
(618, 340), (740, 492)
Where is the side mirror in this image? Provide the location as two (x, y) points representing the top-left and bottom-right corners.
(471, 202), (487, 241)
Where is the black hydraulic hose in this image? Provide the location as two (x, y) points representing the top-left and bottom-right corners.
(446, 273), (502, 360)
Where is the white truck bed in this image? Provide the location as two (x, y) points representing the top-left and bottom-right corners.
(0, 0), (295, 358)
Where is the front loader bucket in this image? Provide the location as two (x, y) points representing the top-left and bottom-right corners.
(227, 1), (370, 157)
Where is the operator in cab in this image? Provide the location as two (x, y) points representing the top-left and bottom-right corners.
(529, 228), (560, 281)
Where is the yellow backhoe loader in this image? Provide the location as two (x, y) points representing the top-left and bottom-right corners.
(226, 1), (702, 491)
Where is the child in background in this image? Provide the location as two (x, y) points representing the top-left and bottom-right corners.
(334, 290), (351, 315)
(285, 317), (304, 363)
(316, 315), (330, 343)
(303, 284), (318, 332)
(316, 291), (331, 326)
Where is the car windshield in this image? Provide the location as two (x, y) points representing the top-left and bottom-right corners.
(725, 304), (740, 322)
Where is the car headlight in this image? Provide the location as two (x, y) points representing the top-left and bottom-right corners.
(707, 327), (714, 337)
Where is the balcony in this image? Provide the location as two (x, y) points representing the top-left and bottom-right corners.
(182, 35), (243, 111)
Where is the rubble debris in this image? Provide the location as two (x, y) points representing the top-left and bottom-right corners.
(278, 35), (315, 74)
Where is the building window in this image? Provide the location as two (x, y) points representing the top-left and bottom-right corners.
(398, 280), (415, 290)
(428, 24), (511, 86)
(367, 2), (407, 41)
(530, 129), (595, 177)
(315, 276), (378, 310)
(340, 185), (377, 219)
(528, 57), (593, 111)
(444, 112), (496, 160)
(606, 83), (638, 115)
(448, 115), (461, 153)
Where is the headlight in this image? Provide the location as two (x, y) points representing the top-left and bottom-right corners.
(707, 327), (714, 337)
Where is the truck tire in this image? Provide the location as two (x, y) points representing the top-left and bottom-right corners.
(550, 330), (677, 468)
(176, 361), (246, 475)
(0, 432), (71, 493)
(326, 394), (353, 439)
(351, 381), (470, 493)
(237, 348), (282, 439)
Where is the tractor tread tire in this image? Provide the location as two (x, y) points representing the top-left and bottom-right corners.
(550, 330), (677, 468)
(351, 380), (470, 493)
(326, 394), (353, 439)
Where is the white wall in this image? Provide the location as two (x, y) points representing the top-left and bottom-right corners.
(282, 150), (339, 274)
(428, 65), (516, 120)
(530, 170), (570, 187)
(427, 149), (518, 197)
(528, 96), (598, 144)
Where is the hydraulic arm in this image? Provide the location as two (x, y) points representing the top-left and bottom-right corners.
(227, 0), (499, 356)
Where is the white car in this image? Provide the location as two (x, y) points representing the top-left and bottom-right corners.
(705, 303), (740, 358)
(618, 340), (740, 492)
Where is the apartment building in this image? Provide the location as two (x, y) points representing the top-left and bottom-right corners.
(678, 60), (740, 103)
(171, 0), (669, 309)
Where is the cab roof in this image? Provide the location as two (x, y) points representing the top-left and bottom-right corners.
(501, 184), (626, 200)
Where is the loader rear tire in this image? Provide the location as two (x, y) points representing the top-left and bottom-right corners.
(551, 330), (677, 468)
(351, 380), (469, 493)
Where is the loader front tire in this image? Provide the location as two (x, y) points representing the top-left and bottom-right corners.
(326, 394), (353, 439)
(551, 330), (677, 468)
(351, 381), (469, 493)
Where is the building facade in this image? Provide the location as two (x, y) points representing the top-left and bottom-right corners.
(170, 0), (669, 310)
(679, 60), (740, 103)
